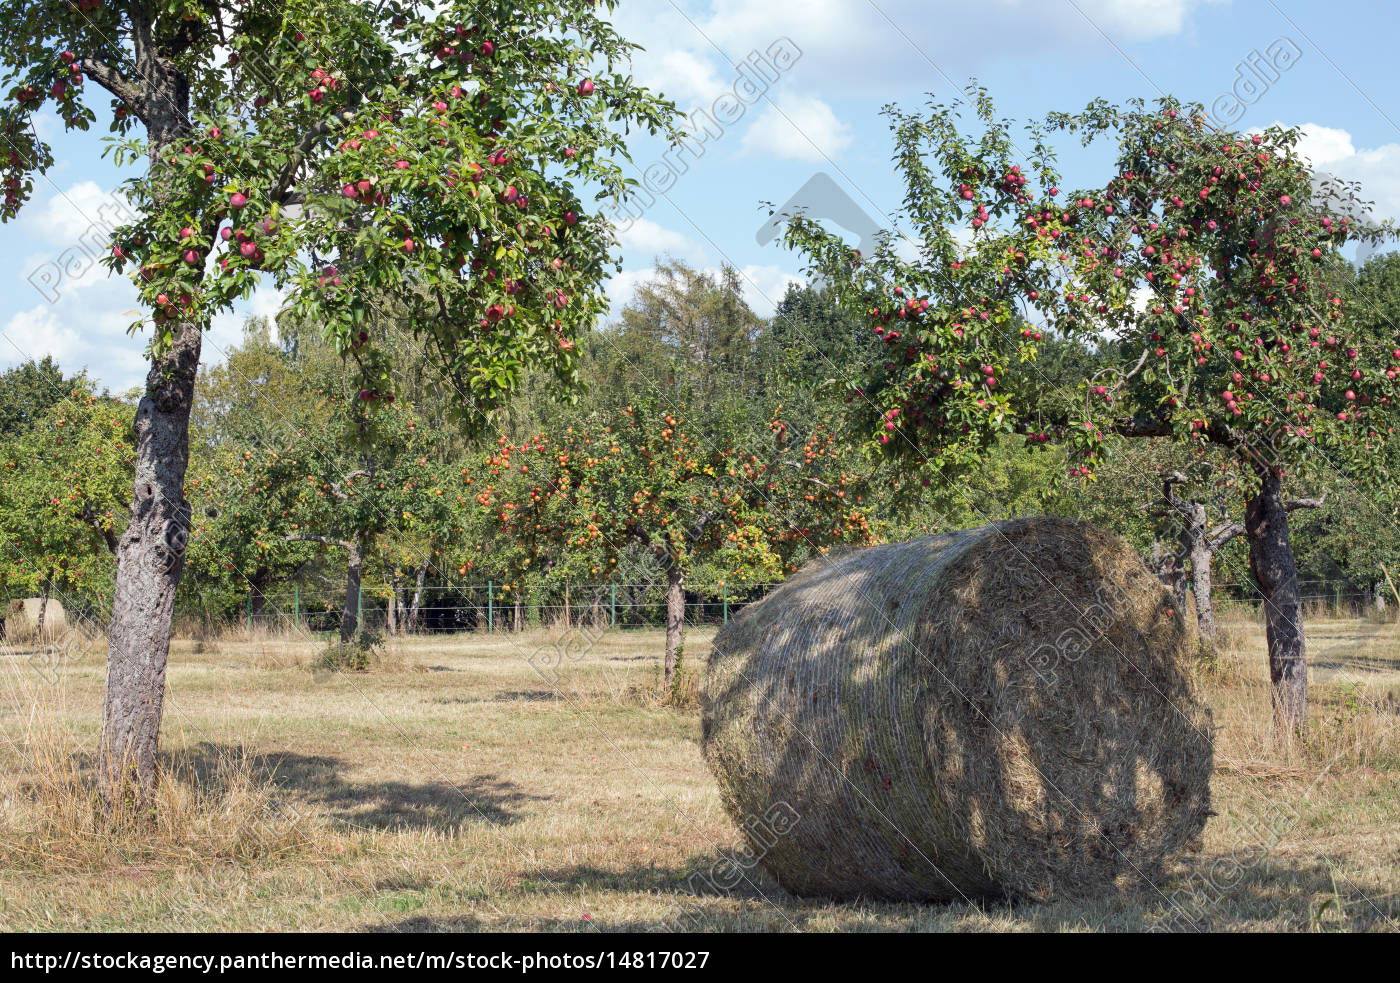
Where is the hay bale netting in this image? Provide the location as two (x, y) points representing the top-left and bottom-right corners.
(701, 517), (1214, 902)
(3, 597), (68, 643)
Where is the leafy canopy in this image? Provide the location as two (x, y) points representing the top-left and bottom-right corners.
(0, 0), (678, 424)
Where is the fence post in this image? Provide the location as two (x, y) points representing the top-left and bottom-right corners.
(610, 582), (616, 629)
(722, 583), (728, 624)
(246, 591), (252, 634)
(487, 581), (493, 632)
(293, 583), (300, 631)
(357, 583), (363, 632)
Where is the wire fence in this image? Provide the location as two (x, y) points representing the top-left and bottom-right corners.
(180, 574), (1400, 639)
(186, 582), (784, 636)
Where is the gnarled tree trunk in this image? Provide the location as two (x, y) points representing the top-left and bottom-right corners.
(100, 319), (202, 807)
(97, 28), (198, 810)
(1245, 468), (1307, 734)
(340, 534), (364, 643)
(1151, 541), (1189, 611)
(1187, 535), (1218, 641)
(408, 559), (428, 632)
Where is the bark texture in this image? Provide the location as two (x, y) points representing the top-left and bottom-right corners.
(100, 320), (202, 804)
(1245, 469), (1308, 734)
(339, 534), (364, 643)
(408, 560), (428, 632)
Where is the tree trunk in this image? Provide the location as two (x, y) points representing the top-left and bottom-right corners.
(249, 566), (269, 629)
(513, 599), (522, 632)
(1188, 536), (1218, 641)
(97, 39), (198, 809)
(100, 318), (202, 807)
(665, 563), (685, 689)
(386, 569), (399, 636)
(1245, 469), (1308, 735)
(1157, 547), (1188, 611)
(408, 560), (428, 632)
(36, 574), (51, 640)
(340, 534), (364, 643)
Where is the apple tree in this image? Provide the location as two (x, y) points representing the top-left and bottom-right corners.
(777, 89), (1393, 733)
(0, 386), (135, 628)
(503, 393), (874, 685)
(0, 0), (676, 800)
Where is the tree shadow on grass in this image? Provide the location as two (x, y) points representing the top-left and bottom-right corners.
(361, 852), (802, 933)
(365, 851), (1400, 932)
(173, 742), (547, 833)
(1118, 850), (1400, 933)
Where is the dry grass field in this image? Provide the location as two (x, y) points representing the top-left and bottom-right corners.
(0, 610), (1397, 932)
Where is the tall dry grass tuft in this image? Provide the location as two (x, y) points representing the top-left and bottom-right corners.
(0, 662), (315, 873)
(1198, 617), (1400, 776)
(174, 613), (324, 653)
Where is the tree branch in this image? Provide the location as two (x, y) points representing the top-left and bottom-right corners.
(78, 502), (120, 555)
(274, 109), (358, 202)
(78, 57), (145, 117)
(1207, 521), (1245, 553)
(326, 469), (370, 501)
(1284, 495), (1326, 511)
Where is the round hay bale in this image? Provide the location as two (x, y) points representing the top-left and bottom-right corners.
(701, 517), (1214, 902)
(4, 597), (68, 643)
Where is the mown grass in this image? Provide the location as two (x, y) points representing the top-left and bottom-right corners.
(0, 613), (1396, 932)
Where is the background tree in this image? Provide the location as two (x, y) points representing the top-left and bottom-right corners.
(0, 386), (134, 627)
(505, 388), (872, 686)
(0, 357), (88, 440)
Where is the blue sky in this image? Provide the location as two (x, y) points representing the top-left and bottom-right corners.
(3, 0), (1398, 393)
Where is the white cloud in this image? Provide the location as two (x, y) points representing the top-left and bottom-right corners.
(1, 293), (150, 394)
(1070, 0), (1226, 41)
(634, 47), (729, 109)
(618, 0), (1221, 107)
(730, 264), (806, 315)
(1289, 123), (1400, 225)
(31, 180), (136, 248)
(1292, 123), (1357, 168)
(740, 94), (852, 163)
(604, 267), (656, 314)
(1, 304), (80, 364)
(616, 218), (703, 261)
